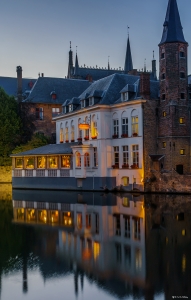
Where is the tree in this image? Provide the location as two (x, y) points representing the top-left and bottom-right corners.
(0, 88), (22, 165)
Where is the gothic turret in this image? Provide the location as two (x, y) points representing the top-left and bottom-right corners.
(74, 51), (79, 77)
(124, 36), (133, 73)
(159, 0), (187, 45)
(67, 42), (74, 79)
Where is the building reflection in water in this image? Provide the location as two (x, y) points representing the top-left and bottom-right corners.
(11, 191), (191, 299)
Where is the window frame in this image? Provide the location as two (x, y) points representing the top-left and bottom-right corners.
(36, 107), (44, 120)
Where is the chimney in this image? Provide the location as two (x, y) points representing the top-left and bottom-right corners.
(140, 72), (150, 99)
(41, 73), (44, 77)
(128, 69), (138, 76)
(16, 66), (22, 102)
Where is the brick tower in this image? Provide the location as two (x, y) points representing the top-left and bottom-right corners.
(158, 0), (190, 174)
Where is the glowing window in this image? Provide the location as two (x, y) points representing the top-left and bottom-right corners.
(179, 117), (185, 124)
(182, 229), (186, 236)
(37, 156), (46, 169)
(180, 149), (185, 155)
(49, 156), (58, 168)
(15, 158), (23, 169)
(162, 142), (166, 148)
(25, 157), (34, 169)
(163, 111), (166, 117)
(122, 177), (129, 187)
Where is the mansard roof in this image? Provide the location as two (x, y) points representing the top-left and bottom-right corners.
(23, 77), (90, 104)
(159, 0), (187, 45)
(0, 76), (36, 97)
(74, 67), (123, 81)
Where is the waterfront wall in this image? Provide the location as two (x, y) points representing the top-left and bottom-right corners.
(0, 166), (12, 183)
(145, 169), (191, 193)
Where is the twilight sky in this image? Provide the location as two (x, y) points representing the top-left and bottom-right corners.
(0, 0), (190, 79)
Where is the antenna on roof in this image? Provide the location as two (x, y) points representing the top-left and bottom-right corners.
(127, 26), (130, 37)
(70, 41), (71, 50)
(108, 56), (110, 70)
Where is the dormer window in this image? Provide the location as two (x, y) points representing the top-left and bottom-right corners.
(89, 97), (94, 106)
(122, 92), (128, 101)
(50, 91), (57, 100)
(81, 100), (85, 108)
(63, 106), (67, 114)
(69, 104), (73, 112)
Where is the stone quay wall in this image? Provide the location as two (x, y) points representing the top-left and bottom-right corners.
(145, 169), (191, 193)
(0, 166), (12, 183)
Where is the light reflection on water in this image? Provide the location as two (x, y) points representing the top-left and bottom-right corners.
(0, 185), (190, 300)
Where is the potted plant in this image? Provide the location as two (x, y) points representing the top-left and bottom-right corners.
(131, 164), (139, 169)
(60, 141), (63, 143)
(132, 133), (138, 137)
(112, 134), (118, 139)
(84, 136), (89, 140)
(112, 164), (119, 169)
(91, 136), (97, 139)
(121, 134), (128, 138)
(71, 139), (75, 142)
(65, 140), (69, 143)
(77, 137), (82, 141)
(122, 163), (129, 169)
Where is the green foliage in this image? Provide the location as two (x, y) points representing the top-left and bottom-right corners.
(12, 132), (50, 154)
(0, 88), (22, 165)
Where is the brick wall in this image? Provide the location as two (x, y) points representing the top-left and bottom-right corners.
(0, 166), (12, 183)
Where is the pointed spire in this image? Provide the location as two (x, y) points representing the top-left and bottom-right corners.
(74, 46), (79, 76)
(67, 41), (74, 78)
(144, 58), (146, 72)
(159, 0), (187, 45)
(152, 51), (157, 80)
(124, 29), (133, 73)
(108, 56), (110, 70)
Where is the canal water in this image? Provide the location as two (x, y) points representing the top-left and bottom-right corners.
(0, 184), (190, 300)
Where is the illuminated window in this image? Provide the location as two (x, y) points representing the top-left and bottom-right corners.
(131, 116), (138, 136)
(26, 209), (36, 222)
(61, 155), (70, 168)
(93, 242), (100, 260)
(182, 255), (186, 273)
(123, 197), (130, 207)
(51, 210), (59, 224)
(86, 214), (91, 229)
(71, 125), (75, 141)
(63, 212), (72, 226)
(180, 149), (185, 155)
(162, 111), (166, 117)
(162, 142), (166, 148)
(179, 117), (185, 124)
(37, 156), (46, 169)
(65, 127), (69, 141)
(92, 121), (97, 137)
(182, 229), (186, 236)
(38, 210), (47, 223)
(15, 158), (23, 169)
(77, 213), (82, 229)
(84, 153), (90, 167)
(60, 128), (63, 143)
(17, 208), (25, 221)
(76, 152), (81, 168)
(122, 177), (129, 187)
(49, 156), (58, 168)
(25, 157), (34, 169)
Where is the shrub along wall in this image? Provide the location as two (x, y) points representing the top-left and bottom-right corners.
(0, 166), (12, 183)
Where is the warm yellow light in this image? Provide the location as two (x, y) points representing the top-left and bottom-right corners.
(67, 212), (71, 216)
(182, 254), (186, 272)
(94, 242), (100, 260)
(182, 229), (186, 236)
(78, 123), (90, 130)
(69, 219), (72, 225)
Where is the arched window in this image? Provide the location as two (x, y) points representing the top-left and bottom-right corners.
(76, 152), (81, 168)
(65, 122), (69, 142)
(78, 118), (82, 140)
(161, 48), (165, 59)
(85, 116), (89, 139)
(84, 153), (90, 167)
(112, 112), (119, 138)
(131, 110), (138, 137)
(180, 47), (185, 58)
(71, 121), (75, 141)
(121, 111), (128, 137)
(60, 123), (64, 143)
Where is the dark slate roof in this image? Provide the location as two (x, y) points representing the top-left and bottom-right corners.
(11, 143), (77, 157)
(159, 0), (187, 45)
(124, 37), (133, 73)
(76, 67), (123, 81)
(23, 77), (90, 104)
(0, 76), (36, 97)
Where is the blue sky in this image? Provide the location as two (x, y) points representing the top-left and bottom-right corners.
(0, 0), (190, 78)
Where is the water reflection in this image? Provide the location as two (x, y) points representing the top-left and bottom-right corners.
(0, 187), (191, 299)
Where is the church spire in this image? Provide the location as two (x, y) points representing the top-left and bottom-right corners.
(67, 41), (74, 78)
(74, 46), (79, 76)
(124, 33), (133, 73)
(159, 0), (187, 45)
